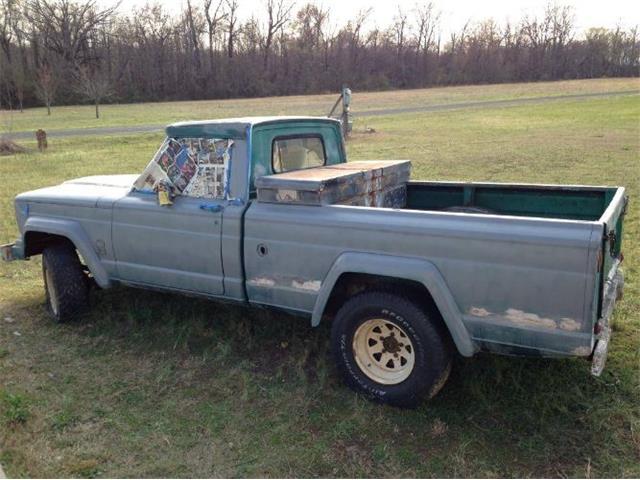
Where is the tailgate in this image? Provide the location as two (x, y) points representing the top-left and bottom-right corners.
(598, 187), (628, 316)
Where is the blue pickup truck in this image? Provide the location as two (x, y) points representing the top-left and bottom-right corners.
(1, 116), (627, 407)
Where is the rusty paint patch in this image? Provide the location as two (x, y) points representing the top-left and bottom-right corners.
(559, 318), (582, 331)
(248, 276), (276, 287)
(468, 307), (585, 333)
(572, 345), (592, 356)
(291, 279), (322, 292)
(468, 307), (491, 317)
(248, 276), (321, 292)
(503, 308), (557, 329)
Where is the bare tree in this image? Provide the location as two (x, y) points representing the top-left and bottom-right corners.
(26, 0), (119, 67)
(184, 0), (204, 75)
(75, 65), (111, 118)
(547, 4), (574, 77)
(0, 0), (17, 62)
(262, 0), (294, 69)
(0, 0), (20, 109)
(348, 8), (371, 67)
(11, 56), (26, 111)
(413, 2), (440, 84)
(415, 2), (440, 54)
(35, 64), (58, 115)
(204, 0), (226, 76)
(226, 0), (238, 58)
(10, 0), (29, 112)
(132, 3), (173, 98)
(0, 0), (635, 107)
(392, 7), (407, 54)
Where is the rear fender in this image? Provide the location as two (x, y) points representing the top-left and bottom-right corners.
(23, 217), (111, 288)
(312, 252), (477, 357)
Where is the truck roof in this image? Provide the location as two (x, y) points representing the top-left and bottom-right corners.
(165, 116), (341, 139)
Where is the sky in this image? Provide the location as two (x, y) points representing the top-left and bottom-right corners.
(107, 0), (639, 36)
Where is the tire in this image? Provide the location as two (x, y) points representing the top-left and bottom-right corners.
(331, 291), (452, 408)
(42, 242), (89, 322)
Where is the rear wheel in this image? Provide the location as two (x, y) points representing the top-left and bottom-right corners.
(42, 243), (89, 322)
(331, 291), (452, 407)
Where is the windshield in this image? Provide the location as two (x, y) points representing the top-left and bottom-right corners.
(134, 137), (234, 199)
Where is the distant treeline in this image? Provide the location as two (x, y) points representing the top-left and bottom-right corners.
(0, 0), (639, 113)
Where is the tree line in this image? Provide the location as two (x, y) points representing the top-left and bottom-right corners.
(0, 0), (638, 116)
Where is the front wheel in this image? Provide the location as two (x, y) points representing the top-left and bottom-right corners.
(331, 291), (451, 407)
(42, 242), (89, 322)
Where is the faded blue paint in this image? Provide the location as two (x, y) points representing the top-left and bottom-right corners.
(23, 217), (112, 287)
(311, 252), (477, 356)
(3, 116), (627, 366)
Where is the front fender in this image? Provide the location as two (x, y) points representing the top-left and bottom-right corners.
(312, 252), (477, 357)
(23, 217), (112, 288)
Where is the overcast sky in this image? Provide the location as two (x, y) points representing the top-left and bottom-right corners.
(107, 0), (639, 36)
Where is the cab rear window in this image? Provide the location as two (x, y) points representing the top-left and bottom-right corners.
(272, 135), (326, 173)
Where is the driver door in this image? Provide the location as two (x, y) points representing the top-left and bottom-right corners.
(112, 191), (224, 295)
(112, 135), (231, 296)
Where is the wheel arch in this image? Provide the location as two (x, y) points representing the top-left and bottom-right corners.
(312, 252), (477, 357)
(23, 217), (111, 288)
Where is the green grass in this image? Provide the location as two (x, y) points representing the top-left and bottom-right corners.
(0, 392), (30, 426)
(0, 80), (639, 477)
(0, 77), (637, 133)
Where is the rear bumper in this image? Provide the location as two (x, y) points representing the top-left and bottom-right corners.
(591, 268), (624, 376)
(0, 240), (25, 262)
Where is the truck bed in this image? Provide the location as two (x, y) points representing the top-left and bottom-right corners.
(404, 181), (627, 329)
(245, 179), (626, 358)
(405, 180), (622, 221)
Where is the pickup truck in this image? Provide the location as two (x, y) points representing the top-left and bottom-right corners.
(1, 116), (627, 407)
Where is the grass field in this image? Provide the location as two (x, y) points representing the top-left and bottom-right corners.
(0, 77), (637, 133)
(1, 79), (639, 477)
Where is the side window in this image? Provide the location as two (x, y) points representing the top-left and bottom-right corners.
(272, 135), (326, 173)
(134, 137), (234, 199)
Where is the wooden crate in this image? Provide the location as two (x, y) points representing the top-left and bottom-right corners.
(255, 160), (411, 207)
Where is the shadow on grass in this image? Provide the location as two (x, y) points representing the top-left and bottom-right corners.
(5, 285), (637, 477)
(88, 287), (633, 415)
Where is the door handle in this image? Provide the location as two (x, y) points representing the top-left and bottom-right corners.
(199, 203), (223, 213)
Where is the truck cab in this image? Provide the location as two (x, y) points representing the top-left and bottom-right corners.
(109, 117), (345, 299)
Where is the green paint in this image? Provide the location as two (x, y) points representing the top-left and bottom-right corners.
(251, 120), (345, 189)
(407, 182), (616, 221)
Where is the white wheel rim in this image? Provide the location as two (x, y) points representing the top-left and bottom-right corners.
(352, 318), (416, 385)
(45, 266), (59, 316)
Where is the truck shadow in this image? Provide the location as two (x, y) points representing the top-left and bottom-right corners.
(7, 284), (630, 476)
(80, 286), (618, 410)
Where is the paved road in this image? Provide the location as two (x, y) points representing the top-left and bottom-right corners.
(7, 90), (638, 140)
(359, 89), (638, 116)
(10, 123), (164, 140)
